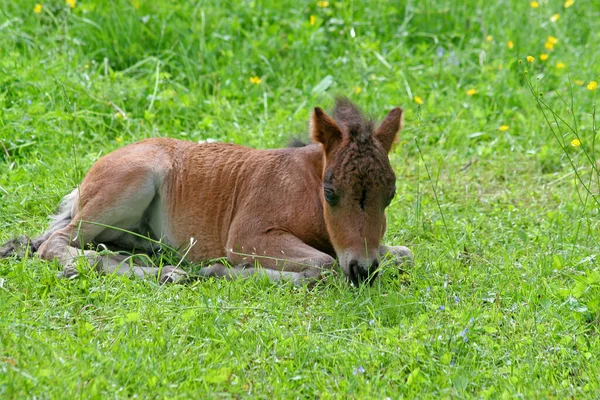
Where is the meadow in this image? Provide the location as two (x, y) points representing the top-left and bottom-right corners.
(1, 0), (599, 397)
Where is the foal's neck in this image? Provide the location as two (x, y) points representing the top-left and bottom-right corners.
(283, 143), (335, 255)
(293, 143), (325, 180)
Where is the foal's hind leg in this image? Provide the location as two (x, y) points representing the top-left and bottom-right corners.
(38, 222), (187, 283)
(36, 152), (187, 284)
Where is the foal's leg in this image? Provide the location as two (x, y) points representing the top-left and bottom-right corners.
(200, 233), (335, 286)
(36, 155), (188, 284)
(199, 262), (321, 286)
(38, 220), (188, 284)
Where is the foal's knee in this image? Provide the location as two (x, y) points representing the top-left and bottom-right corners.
(37, 234), (77, 278)
(37, 230), (99, 277)
(37, 232), (67, 261)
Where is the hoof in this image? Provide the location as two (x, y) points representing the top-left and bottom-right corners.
(296, 268), (325, 288)
(159, 266), (189, 284)
(58, 270), (79, 280)
(60, 261), (80, 280)
(198, 263), (229, 278)
(383, 246), (413, 266)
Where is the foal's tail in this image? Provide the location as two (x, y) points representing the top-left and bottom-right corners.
(0, 189), (77, 259)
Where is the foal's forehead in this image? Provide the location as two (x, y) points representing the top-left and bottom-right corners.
(327, 139), (395, 187)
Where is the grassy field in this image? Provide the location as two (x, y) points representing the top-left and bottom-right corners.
(1, 0), (600, 397)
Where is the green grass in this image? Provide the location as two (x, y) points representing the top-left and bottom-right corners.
(1, 0), (600, 397)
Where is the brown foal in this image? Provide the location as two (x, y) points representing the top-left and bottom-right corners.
(0, 99), (412, 286)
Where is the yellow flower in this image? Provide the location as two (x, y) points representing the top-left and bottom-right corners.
(498, 125), (509, 132)
(310, 15), (316, 25)
(486, 35), (493, 42)
(131, 0), (140, 9)
(556, 62), (566, 69)
(574, 80), (584, 86)
(466, 89), (477, 96)
(547, 36), (559, 44)
(530, 1), (539, 8)
(587, 81), (598, 91)
(571, 138), (581, 147)
(354, 87), (362, 94)
(544, 42), (554, 50)
(414, 96), (424, 105)
(564, 0), (574, 8)
(527, 56), (534, 63)
(540, 53), (549, 61)
(65, 0), (76, 8)
(507, 40), (514, 49)
(550, 13), (560, 22)
(33, 3), (43, 13)
(250, 76), (262, 84)
(317, 1), (329, 7)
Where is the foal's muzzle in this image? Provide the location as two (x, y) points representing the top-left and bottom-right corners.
(348, 259), (379, 286)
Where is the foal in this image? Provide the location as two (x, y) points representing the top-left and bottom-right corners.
(1, 99), (411, 286)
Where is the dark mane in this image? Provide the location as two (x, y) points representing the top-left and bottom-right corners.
(333, 97), (375, 142)
(287, 138), (308, 148)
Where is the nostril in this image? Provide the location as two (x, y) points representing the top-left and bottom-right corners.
(371, 260), (380, 271)
(348, 260), (359, 285)
(367, 260), (380, 285)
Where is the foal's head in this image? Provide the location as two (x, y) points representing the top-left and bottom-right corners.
(311, 99), (403, 285)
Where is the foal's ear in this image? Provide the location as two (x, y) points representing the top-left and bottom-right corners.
(311, 107), (343, 155)
(374, 107), (403, 153)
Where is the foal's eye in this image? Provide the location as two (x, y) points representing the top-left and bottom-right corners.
(324, 187), (339, 206)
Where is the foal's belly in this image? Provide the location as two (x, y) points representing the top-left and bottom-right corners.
(159, 209), (227, 263)
(156, 143), (248, 262)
